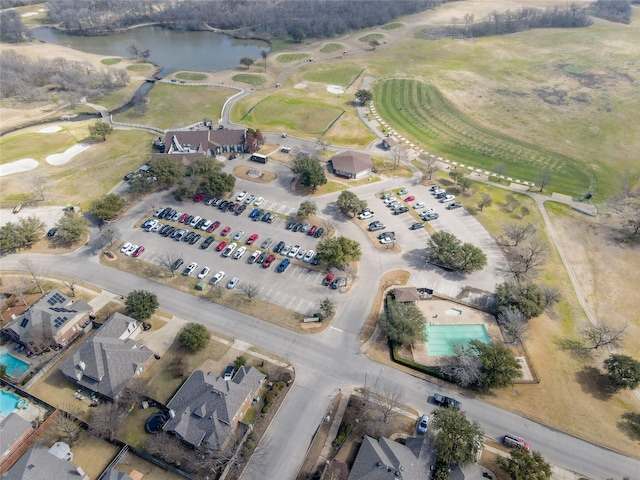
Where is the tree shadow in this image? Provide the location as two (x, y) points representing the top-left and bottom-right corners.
(554, 336), (592, 361)
(617, 412), (640, 442)
(574, 365), (616, 401)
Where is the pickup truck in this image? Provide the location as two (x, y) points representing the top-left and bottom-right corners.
(433, 393), (461, 409)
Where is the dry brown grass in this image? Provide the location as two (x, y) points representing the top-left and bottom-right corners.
(479, 448), (510, 480)
(232, 164), (278, 184)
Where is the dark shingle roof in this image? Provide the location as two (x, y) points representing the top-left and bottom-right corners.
(2, 443), (88, 480)
(163, 129), (245, 155)
(0, 413), (33, 460)
(348, 436), (428, 480)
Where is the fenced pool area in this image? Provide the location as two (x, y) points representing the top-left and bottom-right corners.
(0, 347), (30, 377)
(0, 389), (21, 418)
(425, 323), (490, 356)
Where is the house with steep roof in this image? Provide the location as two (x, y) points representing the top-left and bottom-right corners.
(348, 435), (432, 480)
(3, 290), (93, 355)
(0, 413), (34, 473)
(329, 151), (374, 179)
(160, 129), (247, 156)
(2, 443), (88, 480)
(163, 366), (265, 451)
(59, 312), (154, 400)
(393, 287), (421, 304)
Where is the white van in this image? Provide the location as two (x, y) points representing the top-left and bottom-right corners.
(189, 215), (201, 228)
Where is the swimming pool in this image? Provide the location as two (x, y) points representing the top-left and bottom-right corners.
(0, 390), (20, 417)
(0, 347), (30, 377)
(425, 323), (490, 356)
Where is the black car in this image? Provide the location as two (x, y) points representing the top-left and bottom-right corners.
(185, 215), (194, 225)
(218, 200), (229, 210)
(273, 241), (285, 253)
(330, 277), (342, 290)
(257, 252), (268, 264)
(314, 227), (325, 238)
(183, 231), (196, 243)
(310, 255), (320, 266)
(446, 202), (463, 210)
(159, 225), (171, 235)
(200, 237), (215, 249)
(435, 192), (447, 199)
(228, 203), (237, 213)
(292, 222), (302, 232)
(195, 218), (207, 229)
(286, 221), (296, 230)
(172, 259), (184, 270)
(235, 204), (247, 215)
(189, 233), (202, 245)
(47, 228), (57, 237)
(162, 226), (175, 237)
(252, 209), (264, 221)
(410, 222), (424, 230)
(261, 212), (271, 222)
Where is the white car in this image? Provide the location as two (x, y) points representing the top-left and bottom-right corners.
(432, 188), (445, 196)
(222, 243), (237, 257)
(233, 230), (245, 241)
(412, 202), (425, 209)
(151, 222), (163, 233)
(211, 271), (226, 285)
(303, 250), (315, 263)
(397, 188), (408, 195)
(197, 267), (210, 279)
(281, 244), (292, 256)
(244, 194), (255, 204)
(183, 262), (198, 276)
(383, 196), (397, 205)
(420, 209), (436, 217)
(440, 194), (456, 203)
(288, 245), (300, 258)
(253, 196), (264, 206)
(189, 215), (201, 228)
(248, 250), (261, 264)
(200, 219), (212, 231)
(232, 246), (247, 259)
(358, 211), (374, 220)
(380, 236), (395, 245)
(227, 276), (240, 289)
(120, 242), (132, 254)
(296, 248), (306, 260)
(125, 244), (138, 256)
(236, 191), (247, 201)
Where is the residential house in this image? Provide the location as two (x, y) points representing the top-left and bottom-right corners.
(0, 413), (34, 473)
(161, 129), (247, 156)
(59, 312), (155, 401)
(3, 290), (93, 355)
(393, 287), (420, 304)
(348, 435), (431, 480)
(163, 366), (265, 451)
(329, 151), (374, 179)
(1, 443), (88, 480)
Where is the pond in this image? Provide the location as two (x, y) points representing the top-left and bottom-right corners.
(31, 26), (268, 75)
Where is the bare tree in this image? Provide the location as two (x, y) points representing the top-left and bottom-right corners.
(28, 174), (49, 202)
(241, 283), (260, 300)
(508, 236), (548, 281)
(316, 136), (331, 156)
(90, 225), (120, 252)
(19, 258), (46, 293)
(7, 277), (28, 306)
(497, 307), (528, 344)
(261, 49), (269, 72)
(541, 285), (561, 308)
(535, 167), (552, 192)
(159, 253), (182, 278)
(362, 382), (405, 434)
(419, 153), (438, 181)
(321, 218), (336, 237)
(581, 323), (626, 351)
(145, 432), (189, 466)
(63, 279), (77, 297)
(210, 283), (224, 299)
(519, 205), (530, 218)
(341, 264), (356, 287)
(89, 401), (121, 441)
(390, 144), (408, 170)
(504, 193), (520, 213)
(502, 222), (536, 246)
(52, 406), (82, 443)
(450, 344), (483, 388)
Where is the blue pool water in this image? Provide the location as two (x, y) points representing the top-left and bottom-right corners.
(0, 348), (30, 377)
(0, 390), (20, 417)
(425, 323), (490, 356)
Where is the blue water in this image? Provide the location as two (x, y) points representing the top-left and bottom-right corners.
(0, 390), (20, 417)
(425, 323), (490, 356)
(0, 350), (30, 377)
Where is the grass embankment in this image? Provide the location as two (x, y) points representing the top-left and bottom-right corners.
(100, 57), (121, 65)
(232, 74), (266, 86)
(375, 79), (592, 198)
(276, 53), (309, 63)
(319, 43), (345, 53)
(303, 65), (361, 87)
(112, 83), (237, 129)
(358, 33), (385, 43)
(381, 22), (403, 30)
(174, 71), (207, 81)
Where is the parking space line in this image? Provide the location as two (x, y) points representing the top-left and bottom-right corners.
(286, 296), (297, 308)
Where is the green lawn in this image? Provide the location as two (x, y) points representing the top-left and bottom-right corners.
(359, 33), (385, 43)
(381, 22), (403, 30)
(232, 74), (266, 86)
(113, 83), (237, 129)
(237, 95), (344, 135)
(0, 130), (78, 164)
(320, 43), (345, 53)
(303, 65), (361, 87)
(174, 71), (207, 81)
(276, 53), (309, 63)
(374, 79), (593, 198)
(100, 58), (121, 65)
(126, 63), (153, 72)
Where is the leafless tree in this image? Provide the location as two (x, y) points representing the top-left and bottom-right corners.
(341, 264), (356, 287)
(90, 225), (120, 252)
(241, 283), (260, 300)
(581, 323), (626, 351)
(316, 136), (331, 156)
(508, 236), (548, 281)
(497, 307), (528, 344)
(7, 277), (28, 306)
(321, 218), (336, 237)
(504, 194), (520, 213)
(450, 344), (483, 388)
(89, 401), (121, 441)
(541, 285), (561, 308)
(502, 222), (536, 246)
(159, 253), (182, 278)
(63, 279), (77, 297)
(19, 258), (46, 293)
(363, 382), (405, 429)
(535, 167), (552, 192)
(390, 144), (408, 170)
(28, 174), (49, 202)
(519, 205), (530, 218)
(419, 153), (438, 181)
(52, 406), (82, 443)
(209, 283), (224, 299)
(145, 432), (189, 466)
(325, 460), (350, 480)
(261, 49), (269, 72)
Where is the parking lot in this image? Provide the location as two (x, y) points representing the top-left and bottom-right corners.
(120, 192), (344, 317)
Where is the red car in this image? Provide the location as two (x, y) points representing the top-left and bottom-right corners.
(246, 233), (259, 245)
(307, 225), (317, 236)
(216, 241), (228, 251)
(194, 193), (205, 202)
(132, 245), (145, 257)
(262, 254), (276, 268)
(220, 226), (231, 236)
(404, 196), (415, 202)
(178, 213), (189, 223)
(207, 221), (221, 233)
(322, 273), (335, 286)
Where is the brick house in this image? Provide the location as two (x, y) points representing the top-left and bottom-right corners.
(3, 290), (93, 355)
(163, 366), (265, 451)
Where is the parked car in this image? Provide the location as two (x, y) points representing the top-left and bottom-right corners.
(380, 236), (396, 244)
(273, 241), (285, 253)
(183, 262), (198, 276)
(397, 188), (408, 195)
(221, 226), (231, 236)
(404, 195), (415, 202)
(153, 207), (165, 217)
(286, 220), (295, 230)
(216, 241), (228, 252)
(120, 242), (132, 254)
(124, 244), (138, 256)
(429, 185), (441, 191)
(201, 237), (215, 249)
(276, 258), (290, 272)
(303, 250), (315, 263)
(254, 196), (264, 206)
(330, 277), (342, 290)
(244, 194), (255, 204)
(222, 243), (237, 257)
(262, 254), (276, 268)
(410, 222), (424, 230)
(207, 221), (221, 233)
(393, 206), (409, 215)
(232, 246), (247, 260)
(314, 227), (325, 238)
(261, 212), (271, 222)
(268, 214), (278, 223)
(132, 245), (145, 257)
(224, 365), (234, 380)
(440, 195), (456, 203)
(432, 393), (461, 409)
(248, 251), (261, 264)
(247, 233), (259, 245)
(281, 244), (292, 256)
(412, 202), (425, 209)
(151, 222), (163, 233)
(172, 259), (184, 270)
(310, 255), (320, 266)
(358, 211), (375, 220)
(368, 221), (385, 232)
(178, 213), (189, 223)
(236, 191), (247, 201)
(211, 271), (225, 285)
(250, 208), (261, 220)
(257, 251), (268, 264)
(307, 226), (317, 236)
(47, 228), (58, 237)
(189, 233), (201, 245)
(417, 414), (429, 434)
(300, 223), (309, 233)
(288, 245), (300, 257)
(235, 204), (247, 216)
(446, 202), (463, 210)
(194, 193), (205, 202)
(200, 219), (212, 231)
(295, 248), (306, 260)
(503, 433), (530, 451)
(252, 210), (264, 221)
(432, 188), (445, 195)
(227, 276), (240, 289)
(261, 238), (273, 249)
(322, 273), (335, 286)
(292, 222), (302, 232)
(233, 230), (245, 241)
(197, 267), (210, 279)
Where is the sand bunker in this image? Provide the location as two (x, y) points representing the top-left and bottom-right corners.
(22, 11), (38, 17)
(294, 83), (308, 89)
(0, 159), (39, 177)
(39, 125), (62, 133)
(46, 143), (92, 165)
(327, 85), (344, 94)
